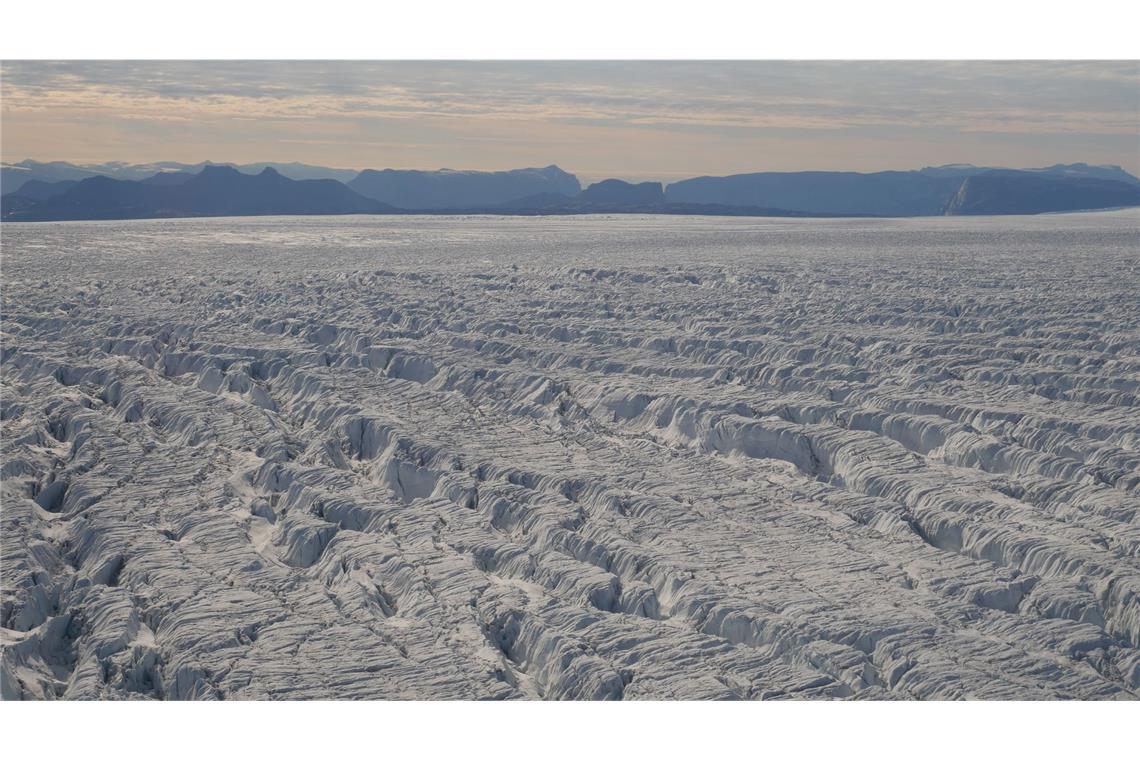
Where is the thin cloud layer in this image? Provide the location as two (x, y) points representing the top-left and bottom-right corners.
(2, 61), (1137, 180)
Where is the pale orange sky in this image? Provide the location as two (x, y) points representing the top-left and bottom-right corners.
(3, 61), (1138, 182)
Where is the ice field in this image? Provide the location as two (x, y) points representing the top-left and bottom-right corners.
(2, 210), (1139, 699)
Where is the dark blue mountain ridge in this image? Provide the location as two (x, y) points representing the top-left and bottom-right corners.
(0, 159), (360, 195)
(4, 165), (389, 221)
(666, 170), (964, 216)
(665, 167), (1140, 216)
(578, 179), (665, 206)
(943, 170), (1140, 215)
(5, 157), (1136, 199)
(919, 162), (1140, 185)
(140, 171), (196, 187)
(3, 162), (1139, 221)
(4, 179), (79, 201)
(347, 165), (581, 209)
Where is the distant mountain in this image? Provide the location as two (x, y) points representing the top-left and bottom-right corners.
(579, 179), (664, 206)
(1, 161), (103, 194)
(1, 159), (359, 195)
(348, 165), (580, 209)
(4, 166), (389, 221)
(916, 164), (990, 178)
(942, 171), (1140, 215)
(0, 195), (39, 216)
(920, 162), (1140, 185)
(666, 166), (1140, 216)
(1029, 163), (1140, 185)
(3, 178), (79, 201)
(140, 171), (197, 186)
(5, 160), (1138, 221)
(666, 171), (963, 216)
(227, 162), (359, 183)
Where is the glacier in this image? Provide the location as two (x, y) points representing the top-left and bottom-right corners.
(1, 210), (1138, 700)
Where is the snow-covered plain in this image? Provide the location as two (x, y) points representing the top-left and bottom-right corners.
(2, 210), (1139, 700)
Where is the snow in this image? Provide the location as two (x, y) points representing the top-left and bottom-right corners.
(2, 210), (1139, 700)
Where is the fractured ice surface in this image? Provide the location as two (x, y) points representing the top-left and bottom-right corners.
(2, 212), (1139, 699)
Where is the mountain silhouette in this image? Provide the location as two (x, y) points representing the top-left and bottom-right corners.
(3, 179), (79, 201)
(4, 162), (1139, 221)
(665, 166), (1140, 216)
(942, 171), (1140, 215)
(4, 166), (389, 221)
(140, 171), (196, 186)
(348, 165), (580, 209)
(0, 159), (361, 195)
(666, 170), (964, 216)
(579, 179), (665, 206)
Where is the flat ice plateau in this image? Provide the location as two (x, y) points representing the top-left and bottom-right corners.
(2, 211), (1139, 700)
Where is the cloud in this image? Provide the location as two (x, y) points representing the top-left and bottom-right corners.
(2, 61), (1137, 175)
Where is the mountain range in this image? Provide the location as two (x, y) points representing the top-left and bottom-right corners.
(3, 159), (1138, 221)
(664, 165), (1140, 216)
(3, 166), (387, 221)
(0, 160), (359, 194)
(347, 165), (580, 209)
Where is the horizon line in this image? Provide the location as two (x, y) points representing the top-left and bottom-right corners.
(4, 157), (1135, 186)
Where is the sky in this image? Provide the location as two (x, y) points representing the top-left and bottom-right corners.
(2, 61), (1138, 183)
